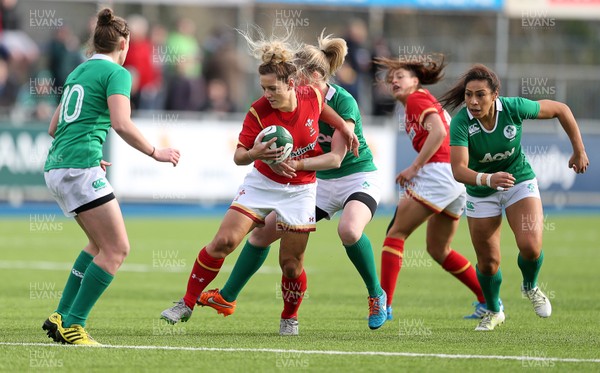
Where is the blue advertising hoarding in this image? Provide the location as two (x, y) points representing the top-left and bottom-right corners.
(256, 0), (503, 11)
(395, 129), (600, 209)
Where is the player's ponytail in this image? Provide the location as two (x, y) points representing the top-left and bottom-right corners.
(317, 31), (347, 77)
(439, 64), (501, 111)
(414, 55), (445, 85)
(296, 30), (348, 83)
(88, 8), (129, 56)
(97, 8), (114, 26)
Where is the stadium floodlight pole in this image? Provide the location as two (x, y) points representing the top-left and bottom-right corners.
(495, 13), (509, 79)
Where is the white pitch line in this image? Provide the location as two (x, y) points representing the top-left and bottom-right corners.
(0, 342), (598, 364)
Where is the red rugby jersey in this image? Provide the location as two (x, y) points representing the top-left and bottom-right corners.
(238, 86), (323, 185)
(404, 89), (451, 163)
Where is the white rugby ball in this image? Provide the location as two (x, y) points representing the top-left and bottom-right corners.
(258, 125), (294, 165)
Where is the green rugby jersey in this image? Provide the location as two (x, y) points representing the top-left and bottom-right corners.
(316, 83), (377, 180)
(45, 54), (131, 171)
(449, 97), (540, 197)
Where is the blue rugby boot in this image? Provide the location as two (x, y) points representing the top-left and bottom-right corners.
(368, 290), (387, 330)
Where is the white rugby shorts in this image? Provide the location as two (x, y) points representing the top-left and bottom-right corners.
(400, 162), (466, 219)
(44, 166), (114, 217)
(465, 178), (541, 218)
(230, 168), (317, 232)
(316, 171), (381, 219)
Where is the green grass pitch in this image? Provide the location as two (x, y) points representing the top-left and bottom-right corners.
(1, 212), (599, 372)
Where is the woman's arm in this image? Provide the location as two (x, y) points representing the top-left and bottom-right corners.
(48, 105), (61, 138)
(537, 100), (589, 173)
(269, 122), (352, 178)
(450, 145), (515, 190)
(414, 113), (446, 168)
(294, 122), (350, 171)
(233, 131), (280, 166)
(450, 145), (474, 185)
(397, 113), (445, 185)
(319, 105), (359, 157)
(108, 94), (180, 166)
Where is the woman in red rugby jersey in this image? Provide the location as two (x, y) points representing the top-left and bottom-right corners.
(374, 56), (488, 321)
(160, 29), (357, 335)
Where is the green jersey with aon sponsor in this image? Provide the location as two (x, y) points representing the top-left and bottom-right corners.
(45, 54), (132, 171)
(316, 83), (377, 180)
(449, 96), (540, 197)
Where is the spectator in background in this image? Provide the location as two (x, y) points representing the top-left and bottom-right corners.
(201, 78), (235, 116)
(202, 26), (245, 113)
(0, 0), (20, 31)
(370, 36), (396, 116)
(124, 14), (161, 110)
(164, 17), (205, 111)
(48, 25), (85, 103)
(337, 18), (371, 107)
(0, 50), (19, 115)
(149, 23), (169, 110)
(14, 69), (56, 122)
(0, 30), (39, 78)
(82, 14), (97, 44)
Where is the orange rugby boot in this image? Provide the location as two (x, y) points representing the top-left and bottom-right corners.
(198, 289), (236, 316)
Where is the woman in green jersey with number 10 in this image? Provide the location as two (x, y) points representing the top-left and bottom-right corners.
(442, 64), (588, 331)
(42, 8), (180, 345)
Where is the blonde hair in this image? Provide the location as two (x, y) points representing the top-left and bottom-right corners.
(296, 30), (348, 82)
(238, 27), (299, 82)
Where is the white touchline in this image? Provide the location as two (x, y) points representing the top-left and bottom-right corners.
(1, 343), (599, 364)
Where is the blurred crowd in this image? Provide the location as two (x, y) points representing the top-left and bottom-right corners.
(0, 3), (396, 124)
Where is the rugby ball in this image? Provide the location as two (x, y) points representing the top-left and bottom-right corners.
(258, 125), (294, 165)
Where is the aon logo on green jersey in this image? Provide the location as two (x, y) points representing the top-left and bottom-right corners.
(479, 147), (515, 163)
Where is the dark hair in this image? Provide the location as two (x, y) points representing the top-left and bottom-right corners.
(374, 54), (446, 86)
(439, 64), (501, 111)
(89, 8), (129, 56)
